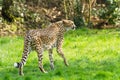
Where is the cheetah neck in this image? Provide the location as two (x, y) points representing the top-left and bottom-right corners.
(55, 21), (66, 33)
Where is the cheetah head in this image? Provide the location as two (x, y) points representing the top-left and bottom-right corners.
(62, 20), (76, 31)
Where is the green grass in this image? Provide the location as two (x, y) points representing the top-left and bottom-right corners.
(1, 28), (120, 80)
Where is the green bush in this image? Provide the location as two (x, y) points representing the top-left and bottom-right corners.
(99, 0), (120, 25)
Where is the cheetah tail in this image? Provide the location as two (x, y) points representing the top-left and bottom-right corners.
(14, 62), (20, 68)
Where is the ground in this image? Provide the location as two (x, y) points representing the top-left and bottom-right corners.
(0, 28), (120, 80)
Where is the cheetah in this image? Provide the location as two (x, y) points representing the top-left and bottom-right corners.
(14, 19), (76, 75)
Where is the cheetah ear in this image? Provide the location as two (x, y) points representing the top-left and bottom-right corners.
(62, 19), (67, 24)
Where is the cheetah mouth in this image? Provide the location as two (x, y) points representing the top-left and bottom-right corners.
(72, 26), (76, 30)
(72, 27), (75, 30)
(72, 25), (76, 30)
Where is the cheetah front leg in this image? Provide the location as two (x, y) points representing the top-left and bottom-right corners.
(48, 49), (54, 70)
(56, 38), (69, 66)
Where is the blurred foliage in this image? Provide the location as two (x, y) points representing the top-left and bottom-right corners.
(99, 0), (120, 25)
(1, 0), (120, 36)
(1, 0), (14, 22)
(73, 0), (85, 27)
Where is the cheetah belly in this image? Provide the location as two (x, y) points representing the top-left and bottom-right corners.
(42, 37), (57, 50)
(43, 40), (56, 50)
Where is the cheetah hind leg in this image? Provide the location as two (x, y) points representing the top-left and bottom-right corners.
(48, 49), (54, 70)
(35, 46), (48, 73)
(37, 51), (48, 73)
(14, 37), (31, 76)
(14, 62), (24, 76)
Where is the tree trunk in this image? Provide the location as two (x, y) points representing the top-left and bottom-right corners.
(63, 0), (68, 19)
(87, 0), (91, 27)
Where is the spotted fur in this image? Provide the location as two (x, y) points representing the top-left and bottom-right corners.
(14, 19), (76, 75)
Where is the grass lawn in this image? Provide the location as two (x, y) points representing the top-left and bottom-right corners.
(0, 28), (120, 80)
